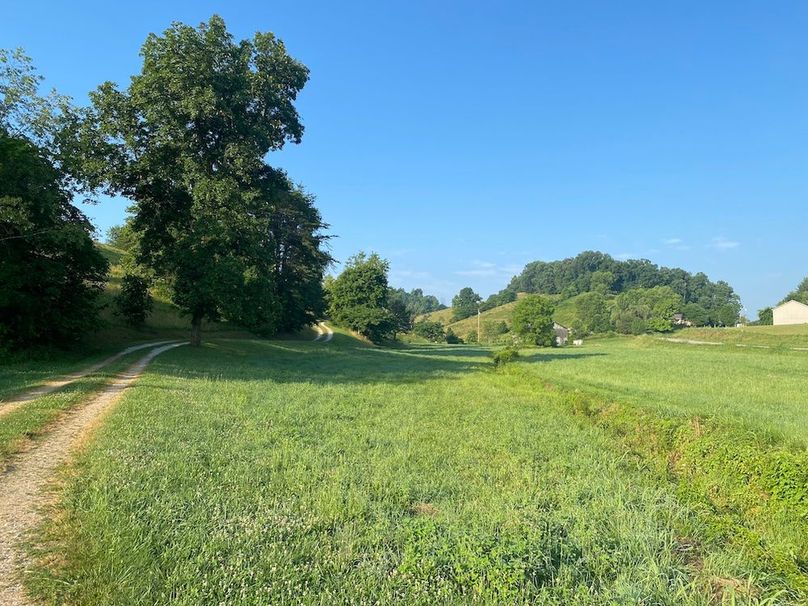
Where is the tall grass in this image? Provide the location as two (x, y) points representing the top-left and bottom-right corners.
(30, 334), (801, 604)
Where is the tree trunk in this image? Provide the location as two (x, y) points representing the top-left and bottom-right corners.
(190, 313), (203, 347)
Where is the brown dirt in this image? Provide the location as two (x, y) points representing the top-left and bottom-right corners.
(0, 342), (186, 606)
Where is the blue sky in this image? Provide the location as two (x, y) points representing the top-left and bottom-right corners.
(4, 1), (807, 314)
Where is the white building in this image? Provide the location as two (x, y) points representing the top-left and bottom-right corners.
(772, 300), (808, 326)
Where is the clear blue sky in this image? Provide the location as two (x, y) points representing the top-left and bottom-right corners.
(4, 1), (807, 314)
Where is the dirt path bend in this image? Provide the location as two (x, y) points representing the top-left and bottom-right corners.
(0, 340), (182, 420)
(0, 341), (187, 606)
(316, 322), (333, 343)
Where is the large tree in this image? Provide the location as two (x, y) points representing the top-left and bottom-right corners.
(71, 16), (318, 345)
(512, 294), (555, 347)
(0, 49), (108, 350)
(326, 252), (395, 343)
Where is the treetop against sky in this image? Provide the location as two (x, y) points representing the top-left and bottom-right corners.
(2, 0), (806, 313)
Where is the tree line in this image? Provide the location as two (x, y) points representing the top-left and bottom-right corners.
(1, 17), (331, 350)
(499, 250), (741, 327)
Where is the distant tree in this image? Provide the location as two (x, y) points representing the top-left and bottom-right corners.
(574, 292), (611, 334)
(465, 329), (478, 344)
(105, 221), (138, 252)
(611, 287), (682, 334)
(501, 251), (741, 323)
(115, 274), (153, 327)
(512, 295), (555, 347)
(445, 328), (462, 344)
(327, 252), (394, 343)
(388, 289), (413, 339)
(452, 287), (482, 321)
(589, 270), (615, 295)
(780, 277), (808, 305)
(682, 303), (709, 327)
(412, 319), (445, 343)
(757, 307), (773, 325)
(480, 289), (516, 311)
(481, 319), (509, 343)
(388, 287), (445, 318)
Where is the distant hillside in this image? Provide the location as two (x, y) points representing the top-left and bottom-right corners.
(419, 293), (584, 342)
(495, 250), (741, 327)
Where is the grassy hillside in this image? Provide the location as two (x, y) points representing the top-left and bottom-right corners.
(29, 334), (807, 603)
(90, 243), (242, 348)
(423, 293), (580, 341)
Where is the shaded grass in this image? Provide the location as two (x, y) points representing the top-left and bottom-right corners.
(29, 337), (798, 604)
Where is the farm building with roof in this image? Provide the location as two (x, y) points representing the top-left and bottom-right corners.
(772, 300), (808, 326)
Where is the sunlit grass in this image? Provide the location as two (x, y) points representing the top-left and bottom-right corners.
(30, 334), (802, 604)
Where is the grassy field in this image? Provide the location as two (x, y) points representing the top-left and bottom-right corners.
(29, 332), (807, 604)
(675, 324), (808, 348)
(525, 336), (808, 445)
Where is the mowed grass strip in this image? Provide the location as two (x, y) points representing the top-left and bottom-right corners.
(31, 337), (788, 605)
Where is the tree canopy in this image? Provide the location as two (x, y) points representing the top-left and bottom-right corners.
(780, 277), (808, 306)
(452, 287), (482, 322)
(0, 50), (107, 350)
(502, 251), (740, 326)
(68, 16), (327, 345)
(512, 295), (555, 347)
(610, 286), (682, 334)
(326, 252), (394, 343)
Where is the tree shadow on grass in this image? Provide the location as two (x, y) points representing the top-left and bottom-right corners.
(146, 335), (607, 387)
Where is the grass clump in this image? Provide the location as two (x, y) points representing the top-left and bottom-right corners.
(491, 346), (520, 367)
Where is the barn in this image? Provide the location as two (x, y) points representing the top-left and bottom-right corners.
(772, 300), (808, 326)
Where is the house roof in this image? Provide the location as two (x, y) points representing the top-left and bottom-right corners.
(773, 299), (808, 311)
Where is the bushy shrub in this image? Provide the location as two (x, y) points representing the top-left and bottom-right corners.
(492, 347), (519, 367)
(445, 328), (462, 344)
(412, 319), (445, 343)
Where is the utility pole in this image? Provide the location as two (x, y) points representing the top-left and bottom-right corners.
(477, 304), (481, 343)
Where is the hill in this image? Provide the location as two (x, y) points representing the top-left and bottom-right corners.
(419, 293), (584, 342)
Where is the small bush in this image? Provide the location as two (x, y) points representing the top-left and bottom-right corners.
(491, 347), (519, 367)
(445, 328), (462, 344)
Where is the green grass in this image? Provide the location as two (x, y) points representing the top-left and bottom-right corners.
(674, 324), (808, 348)
(30, 333), (805, 604)
(522, 336), (808, 445)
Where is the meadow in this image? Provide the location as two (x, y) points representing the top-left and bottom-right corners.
(27, 332), (807, 605)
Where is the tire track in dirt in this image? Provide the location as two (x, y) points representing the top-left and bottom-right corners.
(0, 340), (181, 419)
(0, 342), (187, 606)
(312, 322), (333, 343)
